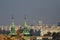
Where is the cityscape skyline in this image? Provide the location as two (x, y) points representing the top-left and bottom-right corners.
(0, 0), (60, 25)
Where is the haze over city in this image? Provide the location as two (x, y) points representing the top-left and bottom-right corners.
(0, 0), (60, 25)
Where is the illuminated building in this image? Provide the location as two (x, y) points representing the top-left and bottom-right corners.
(9, 16), (17, 35)
(22, 16), (30, 36)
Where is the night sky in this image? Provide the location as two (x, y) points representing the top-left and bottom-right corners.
(0, 0), (60, 25)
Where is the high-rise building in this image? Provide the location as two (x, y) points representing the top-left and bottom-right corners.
(29, 29), (34, 36)
(34, 30), (41, 36)
(38, 20), (43, 26)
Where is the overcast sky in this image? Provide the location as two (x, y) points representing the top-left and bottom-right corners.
(0, 0), (60, 25)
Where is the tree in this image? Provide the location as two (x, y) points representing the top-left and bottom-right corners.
(47, 32), (51, 36)
(43, 32), (51, 36)
(52, 32), (57, 40)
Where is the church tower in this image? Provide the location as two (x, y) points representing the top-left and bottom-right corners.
(22, 16), (30, 36)
(9, 16), (17, 36)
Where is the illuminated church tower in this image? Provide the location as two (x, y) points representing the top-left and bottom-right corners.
(9, 16), (17, 36)
(22, 16), (30, 36)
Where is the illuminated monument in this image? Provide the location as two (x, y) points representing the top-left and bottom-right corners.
(22, 16), (30, 36)
(9, 16), (17, 36)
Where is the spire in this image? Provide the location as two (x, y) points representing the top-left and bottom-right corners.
(22, 15), (30, 36)
(24, 15), (27, 20)
(12, 16), (14, 19)
(11, 16), (14, 27)
(24, 15), (27, 28)
(9, 16), (17, 35)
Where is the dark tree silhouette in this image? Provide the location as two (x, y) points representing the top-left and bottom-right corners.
(47, 32), (51, 36)
(44, 32), (51, 36)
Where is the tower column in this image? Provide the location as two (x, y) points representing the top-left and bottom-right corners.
(9, 16), (17, 35)
(22, 16), (30, 36)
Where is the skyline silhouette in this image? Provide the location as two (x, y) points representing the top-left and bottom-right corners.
(0, 0), (60, 25)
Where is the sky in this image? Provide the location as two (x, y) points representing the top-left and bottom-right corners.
(0, 0), (60, 25)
